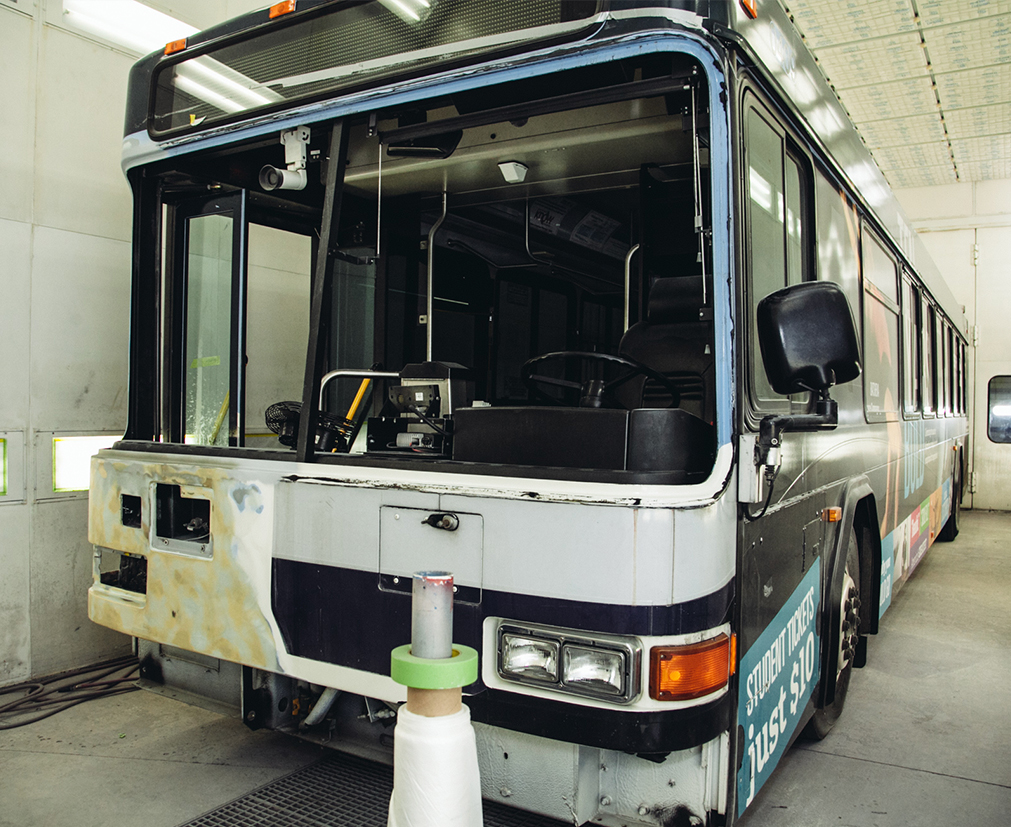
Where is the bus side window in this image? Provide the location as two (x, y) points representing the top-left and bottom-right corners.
(902, 276), (920, 417)
(745, 102), (811, 412)
(922, 299), (936, 416)
(860, 229), (900, 422)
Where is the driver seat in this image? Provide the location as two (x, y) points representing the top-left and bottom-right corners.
(615, 276), (715, 424)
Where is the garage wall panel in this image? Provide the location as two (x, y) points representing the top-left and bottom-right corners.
(34, 26), (133, 241)
(0, 219), (33, 429)
(0, 10), (36, 224)
(0, 504), (31, 687)
(30, 498), (129, 677)
(30, 226), (130, 432)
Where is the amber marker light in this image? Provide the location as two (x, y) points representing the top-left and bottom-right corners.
(822, 506), (842, 523)
(740, 0), (757, 18)
(164, 38), (187, 55)
(270, 0), (296, 17)
(649, 633), (734, 701)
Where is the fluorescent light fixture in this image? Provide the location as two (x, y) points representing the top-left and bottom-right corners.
(0, 438), (6, 497)
(177, 56), (284, 112)
(378, 0), (434, 24)
(63, 0), (197, 56)
(53, 435), (120, 493)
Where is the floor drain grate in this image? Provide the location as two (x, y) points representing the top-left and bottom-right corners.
(176, 750), (569, 827)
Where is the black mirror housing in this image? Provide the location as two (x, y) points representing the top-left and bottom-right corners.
(757, 281), (861, 396)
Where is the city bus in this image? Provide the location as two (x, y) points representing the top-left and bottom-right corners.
(88, 1), (968, 824)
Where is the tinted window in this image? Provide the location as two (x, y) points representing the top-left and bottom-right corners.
(988, 376), (1011, 442)
(746, 105), (810, 410)
(861, 230), (900, 421)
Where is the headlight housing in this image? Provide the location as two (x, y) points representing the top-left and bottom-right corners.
(497, 624), (640, 703)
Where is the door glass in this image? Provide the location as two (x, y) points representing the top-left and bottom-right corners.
(245, 224), (312, 447)
(184, 213), (233, 445)
(325, 249), (377, 418)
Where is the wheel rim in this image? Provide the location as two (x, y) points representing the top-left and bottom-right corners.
(837, 567), (861, 679)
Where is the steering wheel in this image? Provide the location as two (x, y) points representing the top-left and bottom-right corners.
(521, 350), (680, 409)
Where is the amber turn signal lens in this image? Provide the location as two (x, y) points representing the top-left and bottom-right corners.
(164, 38), (187, 55)
(649, 633), (734, 701)
(269, 0), (296, 18)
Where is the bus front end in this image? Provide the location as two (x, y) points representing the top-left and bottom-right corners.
(90, 3), (741, 824)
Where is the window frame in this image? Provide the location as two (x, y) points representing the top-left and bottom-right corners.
(901, 274), (921, 419)
(860, 226), (901, 424)
(741, 91), (815, 420)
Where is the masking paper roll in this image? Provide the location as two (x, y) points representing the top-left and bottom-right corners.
(387, 705), (484, 827)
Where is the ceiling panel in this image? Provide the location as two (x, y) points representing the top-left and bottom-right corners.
(874, 141), (954, 171)
(781, 0), (915, 49)
(885, 165), (960, 189)
(943, 101), (1011, 137)
(837, 77), (938, 122)
(855, 112), (948, 148)
(817, 33), (927, 87)
(783, 0), (1011, 186)
(927, 15), (1011, 72)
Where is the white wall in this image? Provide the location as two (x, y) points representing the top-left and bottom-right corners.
(0, 0), (267, 686)
(896, 179), (1011, 512)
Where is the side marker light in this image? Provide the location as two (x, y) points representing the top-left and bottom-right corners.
(822, 507), (842, 522)
(649, 633), (733, 701)
(164, 38), (187, 55)
(270, 1), (296, 18)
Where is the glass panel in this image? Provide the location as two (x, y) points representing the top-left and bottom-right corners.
(326, 250), (378, 418)
(152, 0), (602, 135)
(53, 435), (120, 492)
(922, 299), (935, 414)
(184, 213), (234, 446)
(861, 231), (898, 305)
(902, 279), (919, 414)
(988, 376), (1011, 443)
(785, 155), (804, 285)
(747, 108), (786, 405)
(245, 224), (312, 447)
(861, 232), (899, 421)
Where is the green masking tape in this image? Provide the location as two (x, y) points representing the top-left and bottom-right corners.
(390, 644), (479, 689)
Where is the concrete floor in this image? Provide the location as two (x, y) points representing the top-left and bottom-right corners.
(1, 511), (1009, 827)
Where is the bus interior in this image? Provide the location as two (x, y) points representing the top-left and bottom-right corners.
(166, 53), (717, 483)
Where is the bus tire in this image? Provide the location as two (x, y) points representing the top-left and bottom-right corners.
(937, 469), (961, 542)
(804, 531), (861, 740)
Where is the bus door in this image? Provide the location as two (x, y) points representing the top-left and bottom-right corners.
(170, 192), (248, 448)
(169, 192), (320, 449)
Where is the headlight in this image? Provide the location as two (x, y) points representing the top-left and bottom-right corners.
(562, 645), (625, 696)
(500, 633), (559, 682)
(497, 624), (639, 703)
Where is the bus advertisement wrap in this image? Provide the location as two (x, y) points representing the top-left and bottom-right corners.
(737, 560), (821, 815)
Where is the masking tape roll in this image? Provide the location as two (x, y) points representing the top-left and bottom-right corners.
(390, 644), (478, 689)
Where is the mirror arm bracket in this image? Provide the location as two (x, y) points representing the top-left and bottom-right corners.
(756, 393), (839, 473)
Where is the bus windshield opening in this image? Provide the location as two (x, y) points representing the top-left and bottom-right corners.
(161, 54), (716, 484)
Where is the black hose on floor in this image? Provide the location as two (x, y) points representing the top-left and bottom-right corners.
(0, 655), (139, 730)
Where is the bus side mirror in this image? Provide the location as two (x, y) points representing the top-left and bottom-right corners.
(757, 281), (861, 396)
(745, 282), (863, 510)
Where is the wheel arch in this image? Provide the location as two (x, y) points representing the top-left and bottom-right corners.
(817, 477), (879, 708)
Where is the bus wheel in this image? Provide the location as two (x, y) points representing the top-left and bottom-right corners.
(805, 532), (861, 740)
(938, 471), (961, 542)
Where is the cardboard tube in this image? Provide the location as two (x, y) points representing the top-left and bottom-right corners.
(406, 686), (462, 718)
